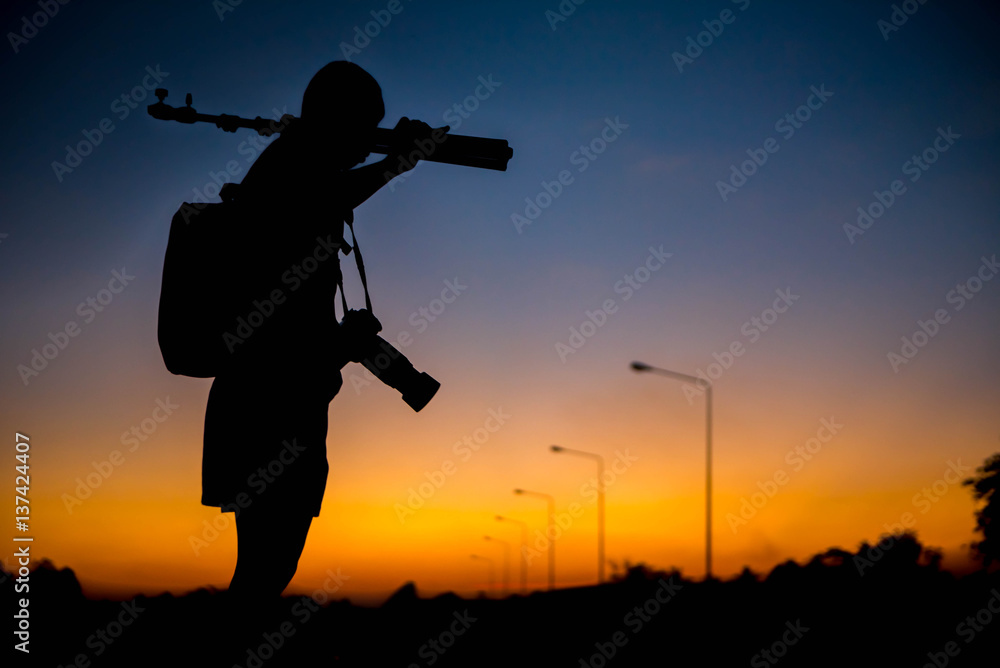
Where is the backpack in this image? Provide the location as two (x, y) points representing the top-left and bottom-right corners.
(157, 198), (243, 378)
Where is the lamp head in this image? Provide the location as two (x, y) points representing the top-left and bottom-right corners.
(630, 361), (652, 372)
(550, 445), (564, 453)
(514, 488), (523, 495)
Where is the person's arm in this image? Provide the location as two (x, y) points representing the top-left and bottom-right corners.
(337, 157), (410, 209)
(338, 118), (449, 210)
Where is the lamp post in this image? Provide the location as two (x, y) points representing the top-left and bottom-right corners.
(513, 488), (556, 590)
(483, 535), (511, 597)
(496, 515), (530, 594)
(469, 554), (495, 597)
(550, 445), (606, 584)
(630, 361), (713, 580)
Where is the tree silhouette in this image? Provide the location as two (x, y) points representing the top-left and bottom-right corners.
(964, 452), (1000, 568)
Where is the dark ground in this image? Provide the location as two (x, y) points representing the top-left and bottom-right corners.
(6, 534), (1000, 667)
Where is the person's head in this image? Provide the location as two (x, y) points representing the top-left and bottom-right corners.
(301, 61), (384, 167)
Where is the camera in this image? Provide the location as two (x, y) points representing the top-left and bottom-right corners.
(339, 309), (440, 412)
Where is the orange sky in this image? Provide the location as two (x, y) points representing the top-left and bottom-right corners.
(5, 324), (994, 604)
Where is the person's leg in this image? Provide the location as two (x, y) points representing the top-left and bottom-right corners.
(215, 508), (311, 663)
(229, 506), (313, 600)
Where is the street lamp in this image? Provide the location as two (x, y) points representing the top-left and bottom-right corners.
(483, 535), (510, 597)
(496, 515), (530, 594)
(469, 554), (495, 597)
(513, 488), (556, 590)
(550, 445), (606, 584)
(630, 360), (713, 579)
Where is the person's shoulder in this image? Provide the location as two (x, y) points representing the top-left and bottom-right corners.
(239, 135), (306, 193)
(256, 130), (346, 178)
(238, 128), (350, 210)
(255, 133), (301, 166)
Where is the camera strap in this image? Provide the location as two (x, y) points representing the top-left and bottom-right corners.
(335, 210), (374, 316)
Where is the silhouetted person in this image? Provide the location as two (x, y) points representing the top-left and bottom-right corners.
(200, 61), (446, 614)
